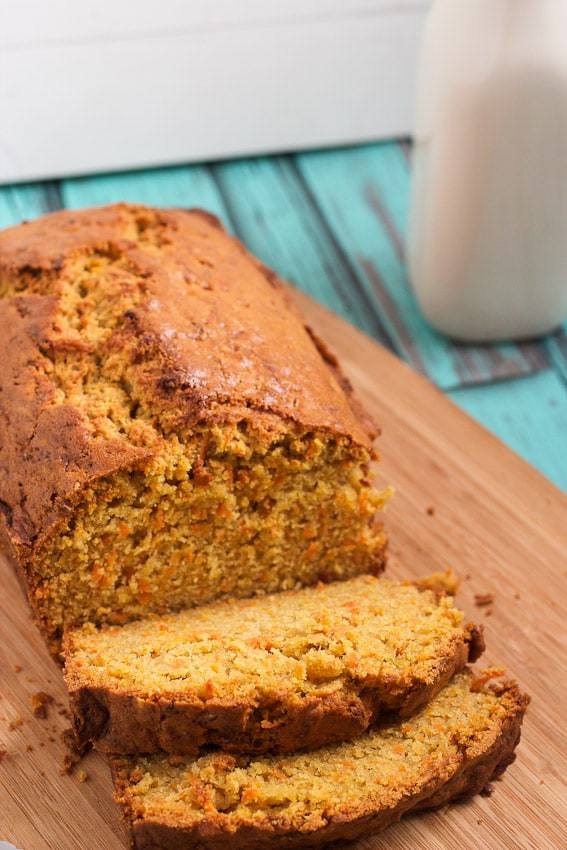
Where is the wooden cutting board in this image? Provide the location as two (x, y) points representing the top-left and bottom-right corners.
(1, 291), (565, 850)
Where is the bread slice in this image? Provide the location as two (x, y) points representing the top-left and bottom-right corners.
(110, 670), (528, 850)
(63, 575), (484, 755)
(0, 204), (389, 651)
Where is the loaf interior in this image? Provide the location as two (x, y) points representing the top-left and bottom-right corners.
(39, 431), (386, 642)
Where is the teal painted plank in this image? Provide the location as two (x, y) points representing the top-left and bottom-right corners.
(449, 370), (567, 492)
(296, 142), (549, 388)
(210, 156), (394, 349)
(61, 165), (230, 226)
(296, 142), (461, 384)
(0, 182), (61, 229)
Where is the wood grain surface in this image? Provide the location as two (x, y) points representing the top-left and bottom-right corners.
(0, 290), (565, 850)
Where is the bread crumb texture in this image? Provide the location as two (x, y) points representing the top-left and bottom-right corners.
(111, 671), (528, 849)
(0, 204), (389, 647)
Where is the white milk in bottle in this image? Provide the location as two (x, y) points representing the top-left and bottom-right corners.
(408, 0), (567, 341)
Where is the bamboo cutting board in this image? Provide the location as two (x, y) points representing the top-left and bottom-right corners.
(0, 291), (565, 850)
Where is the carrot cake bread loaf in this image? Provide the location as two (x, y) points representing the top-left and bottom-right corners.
(63, 575), (484, 755)
(111, 669), (528, 850)
(0, 204), (389, 649)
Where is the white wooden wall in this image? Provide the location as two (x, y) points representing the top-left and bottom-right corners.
(0, 1), (430, 183)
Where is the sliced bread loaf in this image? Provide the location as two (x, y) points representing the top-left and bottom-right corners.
(63, 575), (484, 755)
(111, 670), (528, 850)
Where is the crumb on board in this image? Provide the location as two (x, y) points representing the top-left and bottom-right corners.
(8, 715), (23, 731)
(56, 698), (70, 718)
(474, 593), (495, 607)
(61, 726), (90, 775)
(0, 745), (6, 762)
(78, 769), (89, 782)
(30, 691), (54, 719)
(415, 570), (460, 596)
(13, 664), (22, 673)
(426, 505), (435, 516)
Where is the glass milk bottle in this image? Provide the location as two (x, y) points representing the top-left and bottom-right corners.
(408, 0), (567, 341)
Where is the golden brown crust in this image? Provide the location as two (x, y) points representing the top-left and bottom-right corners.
(110, 676), (529, 850)
(69, 686), (375, 757)
(0, 204), (381, 603)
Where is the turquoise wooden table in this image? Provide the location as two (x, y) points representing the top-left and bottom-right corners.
(1, 140), (565, 490)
